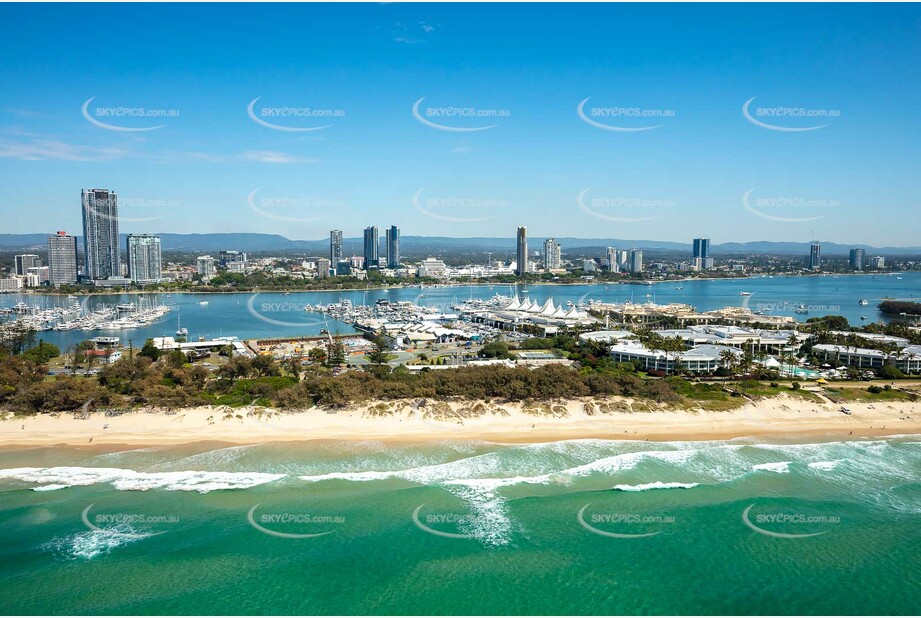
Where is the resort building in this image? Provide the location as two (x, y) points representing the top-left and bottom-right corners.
(812, 343), (921, 374)
(609, 340), (741, 373)
(650, 325), (807, 354)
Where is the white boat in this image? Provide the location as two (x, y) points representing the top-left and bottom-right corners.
(739, 291), (753, 296)
(858, 299), (869, 305)
(200, 300), (209, 306)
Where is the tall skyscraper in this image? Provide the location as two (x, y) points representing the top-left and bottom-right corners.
(544, 238), (562, 270)
(47, 231), (78, 286)
(363, 226), (379, 268)
(330, 230), (343, 264)
(605, 246), (618, 272)
(126, 234), (162, 283)
(692, 238), (711, 259)
(196, 255), (216, 278)
(81, 188), (120, 280)
(386, 225), (400, 268)
(809, 242), (822, 270)
(14, 254), (40, 276)
(629, 249), (644, 274)
(849, 248), (865, 271)
(516, 227), (528, 276)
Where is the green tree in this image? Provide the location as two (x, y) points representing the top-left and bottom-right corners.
(307, 347), (327, 365)
(139, 339), (162, 361)
(366, 334), (391, 365)
(326, 339), (346, 367)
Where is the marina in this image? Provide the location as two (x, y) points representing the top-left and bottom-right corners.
(1, 273), (919, 350)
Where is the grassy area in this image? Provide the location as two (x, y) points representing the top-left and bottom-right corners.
(823, 387), (916, 403)
(731, 382), (825, 403)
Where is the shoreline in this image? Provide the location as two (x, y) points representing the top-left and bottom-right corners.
(2, 271), (910, 299)
(2, 396), (917, 447)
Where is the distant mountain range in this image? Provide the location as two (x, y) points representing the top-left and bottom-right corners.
(1, 233), (919, 256)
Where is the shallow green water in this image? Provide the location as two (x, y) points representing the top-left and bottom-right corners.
(0, 437), (918, 615)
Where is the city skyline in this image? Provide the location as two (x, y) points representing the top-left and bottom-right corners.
(0, 4), (918, 245)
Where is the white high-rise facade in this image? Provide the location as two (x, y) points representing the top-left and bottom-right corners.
(81, 188), (120, 280)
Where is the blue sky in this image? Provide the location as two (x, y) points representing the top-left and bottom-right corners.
(0, 3), (918, 246)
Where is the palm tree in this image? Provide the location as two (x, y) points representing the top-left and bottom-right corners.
(719, 349), (738, 374)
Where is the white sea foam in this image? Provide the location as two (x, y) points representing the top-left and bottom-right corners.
(613, 481), (700, 492)
(44, 527), (152, 560)
(0, 467), (286, 493)
(752, 461), (791, 473)
(807, 460), (841, 471)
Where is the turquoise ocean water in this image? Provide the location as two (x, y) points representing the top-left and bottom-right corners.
(0, 436), (918, 615)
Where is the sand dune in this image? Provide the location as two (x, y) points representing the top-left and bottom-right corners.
(1, 395), (917, 446)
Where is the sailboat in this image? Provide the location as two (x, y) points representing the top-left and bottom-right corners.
(176, 314), (188, 337)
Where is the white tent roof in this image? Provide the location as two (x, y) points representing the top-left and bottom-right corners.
(539, 298), (557, 316)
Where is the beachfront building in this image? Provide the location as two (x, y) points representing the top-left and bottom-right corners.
(812, 343), (921, 374)
(651, 325), (807, 354)
(47, 231), (79, 286)
(609, 340), (741, 373)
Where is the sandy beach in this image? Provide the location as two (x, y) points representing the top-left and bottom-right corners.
(1, 395), (918, 446)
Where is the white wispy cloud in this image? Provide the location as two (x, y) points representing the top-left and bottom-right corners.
(180, 150), (318, 164)
(391, 20), (438, 44)
(0, 137), (127, 161)
(239, 150), (318, 164)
